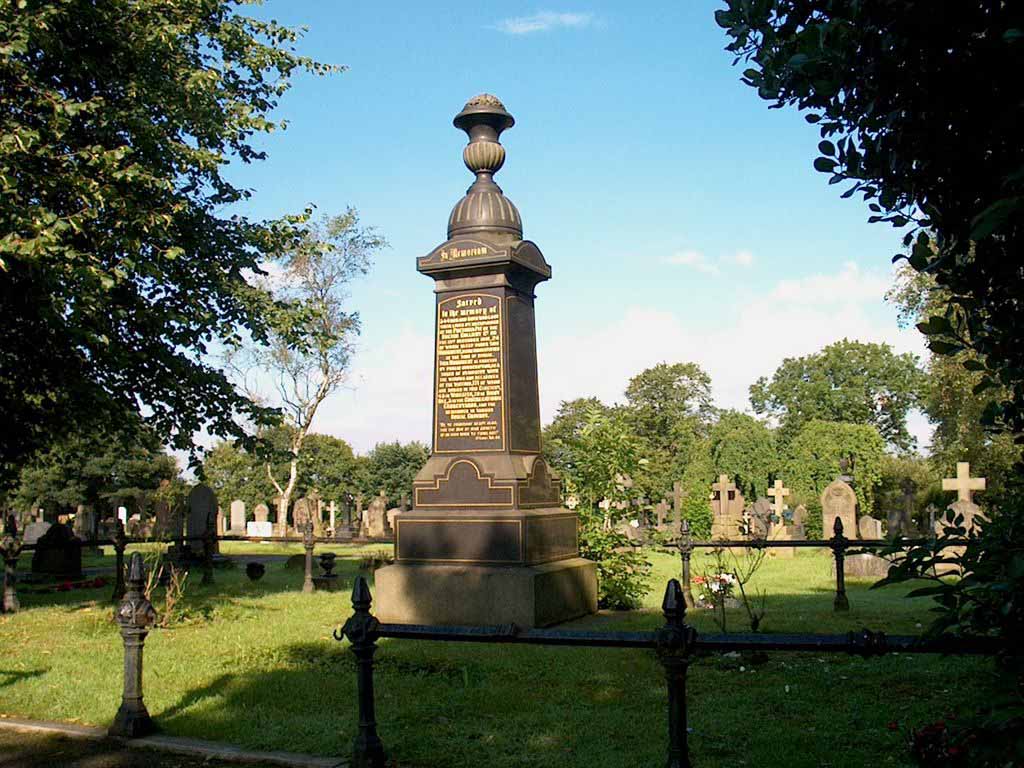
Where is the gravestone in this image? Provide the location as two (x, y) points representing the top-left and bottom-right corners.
(792, 504), (808, 529)
(187, 484), (218, 557)
(117, 506), (128, 527)
(654, 500), (670, 531)
(254, 503), (270, 523)
(858, 515), (883, 540)
(747, 498), (773, 538)
(672, 480), (683, 532)
(821, 479), (857, 539)
(374, 94), (597, 628)
(385, 507), (402, 533)
(72, 505), (96, 541)
(942, 462), (985, 504)
(246, 521), (273, 538)
(363, 492), (389, 539)
(31, 522), (82, 578)
(153, 500), (182, 540)
(329, 500), (337, 534)
(895, 477), (918, 537)
(293, 497), (313, 533)
(710, 474), (746, 540)
(23, 520), (52, 546)
(767, 480), (790, 524)
(230, 500), (246, 534)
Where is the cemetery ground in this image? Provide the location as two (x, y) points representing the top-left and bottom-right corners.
(1, 546), (989, 768)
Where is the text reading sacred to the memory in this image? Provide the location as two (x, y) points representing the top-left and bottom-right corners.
(435, 294), (503, 448)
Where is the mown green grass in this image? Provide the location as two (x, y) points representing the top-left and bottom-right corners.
(1, 547), (990, 768)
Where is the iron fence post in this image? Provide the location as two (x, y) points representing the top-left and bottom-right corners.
(112, 519), (128, 602)
(678, 520), (695, 610)
(1, 515), (23, 613)
(201, 526), (214, 586)
(109, 552), (158, 738)
(656, 579), (697, 768)
(302, 521), (315, 594)
(336, 577), (386, 768)
(830, 517), (850, 612)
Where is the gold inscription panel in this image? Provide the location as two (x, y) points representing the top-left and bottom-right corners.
(434, 293), (505, 452)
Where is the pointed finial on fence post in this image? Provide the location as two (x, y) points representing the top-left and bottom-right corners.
(831, 516), (850, 612)
(1, 514), (23, 613)
(656, 578), (696, 768)
(109, 552), (158, 738)
(337, 575), (385, 768)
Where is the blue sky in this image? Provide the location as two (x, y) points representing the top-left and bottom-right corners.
(227, 1), (925, 453)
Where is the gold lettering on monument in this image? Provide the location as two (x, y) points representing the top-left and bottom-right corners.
(435, 293), (504, 449)
(439, 245), (488, 262)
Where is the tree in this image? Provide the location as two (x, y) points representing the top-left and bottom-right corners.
(709, 411), (779, 499)
(542, 397), (612, 481)
(623, 362), (714, 501)
(14, 430), (178, 518)
(716, 7), (1024, 757)
(750, 339), (924, 450)
(202, 430), (362, 520)
(228, 211), (383, 534)
(0, 1), (339, 487)
(784, 420), (886, 538)
(887, 266), (1021, 498)
(360, 442), (430, 506)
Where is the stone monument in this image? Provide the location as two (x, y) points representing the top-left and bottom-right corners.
(187, 484), (217, 557)
(710, 474), (746, 540)
(821, 478), (857, 540)
(230, 500), (246, 534)
(374, 94), (597, 627)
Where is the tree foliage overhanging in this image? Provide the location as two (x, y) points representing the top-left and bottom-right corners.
(716, 2), (1024, 761)
(0, 0), (339, 486)
(716, 1), (1024, 436)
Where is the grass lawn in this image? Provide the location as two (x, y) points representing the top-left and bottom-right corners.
(0, 546), (990, 768)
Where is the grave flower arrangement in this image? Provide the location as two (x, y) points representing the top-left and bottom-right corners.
(693, 572), (736, 609)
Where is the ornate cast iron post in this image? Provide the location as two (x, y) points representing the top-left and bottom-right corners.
(656, 579), (697, 768)
(830, 516), (850, 612)
(335, 577), (386, 768)
(112, 519), (128, 601)
(302, 520), (315, 594)
(201, 525), (214, 586)
(1, 515), (23, 614)
(677, 520), (695, 610)
(109, 552), (158, 738)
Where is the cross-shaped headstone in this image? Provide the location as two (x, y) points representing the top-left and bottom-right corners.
(710, 474), (735, 501)
(942, 462), (986, 504)
(768, 479), (790, 520)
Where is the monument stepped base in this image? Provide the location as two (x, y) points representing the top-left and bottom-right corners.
(374, 558), (597, 628)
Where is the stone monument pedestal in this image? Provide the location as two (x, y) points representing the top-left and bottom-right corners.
(376, 558), (596, 627)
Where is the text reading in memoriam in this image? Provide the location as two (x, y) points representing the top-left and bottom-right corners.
(435, 293), (504, 451)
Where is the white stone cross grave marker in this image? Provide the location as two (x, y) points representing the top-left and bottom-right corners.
(768, 479), (791, 522)
(942, 462), (986, 504)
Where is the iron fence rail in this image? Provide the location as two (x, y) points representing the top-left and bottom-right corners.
(336, 576), (1002, 768)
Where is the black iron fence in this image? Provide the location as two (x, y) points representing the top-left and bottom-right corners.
(662, 516), (968, 613)
(335, 575), (999, 768)
(0, 517), (392, 610)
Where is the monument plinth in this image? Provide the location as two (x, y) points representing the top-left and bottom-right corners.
(375, 95), (598, 627)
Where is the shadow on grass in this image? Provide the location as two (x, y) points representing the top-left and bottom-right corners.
(148, 609), (991, 768)
(0, 669), (45, 688)
(13, 549), (381, 614)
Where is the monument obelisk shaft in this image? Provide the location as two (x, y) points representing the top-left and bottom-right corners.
(374, 95), (597, 628)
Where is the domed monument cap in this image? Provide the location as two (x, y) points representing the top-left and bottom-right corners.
(453, 93), (515, 133)
(448, 94), (522, 239)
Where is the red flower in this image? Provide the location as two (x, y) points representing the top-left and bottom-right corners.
(887, 721), (899, 731)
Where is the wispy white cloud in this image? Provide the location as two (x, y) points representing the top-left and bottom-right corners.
(770, 261), (892, 305)
(664, 249), (721, 276)
(495, 11), (595, 35)
(730, 249), (755, 267)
